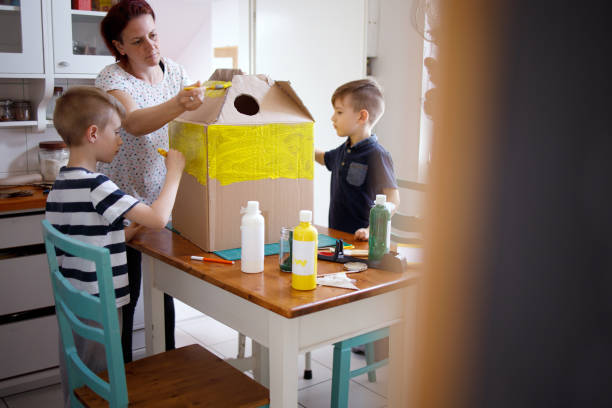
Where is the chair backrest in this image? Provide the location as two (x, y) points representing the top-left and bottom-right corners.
(42, 220), (127, 407)
(391, 179), (426, 244)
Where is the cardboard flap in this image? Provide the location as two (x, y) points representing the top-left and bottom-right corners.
(216, 75), (314, 124)
(209, 68), (245, 82)
(276, 81), (315, 122)
(179, 91), (227, 124)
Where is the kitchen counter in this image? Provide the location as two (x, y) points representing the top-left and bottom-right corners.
(0, 185), (48, 213)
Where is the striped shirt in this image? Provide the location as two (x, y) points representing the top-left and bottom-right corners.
(45, 167), (139, 308)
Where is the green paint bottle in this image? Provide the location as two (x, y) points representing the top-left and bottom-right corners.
(368, 194), (391, 261)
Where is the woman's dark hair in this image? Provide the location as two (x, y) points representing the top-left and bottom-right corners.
(100, 0), (156, 63)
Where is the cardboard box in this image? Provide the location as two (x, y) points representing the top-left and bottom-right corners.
(170, 71), (314, 251)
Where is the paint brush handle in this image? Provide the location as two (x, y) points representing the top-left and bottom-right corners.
(191, 255), (235, 265)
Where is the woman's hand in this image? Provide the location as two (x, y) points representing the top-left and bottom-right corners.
(176, 81), (205, 111)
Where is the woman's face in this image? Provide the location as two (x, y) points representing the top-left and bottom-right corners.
(113, 14), (160, 68)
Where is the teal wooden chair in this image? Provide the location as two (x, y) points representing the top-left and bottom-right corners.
(42, 220), (269, 408)
(331, 327), (390, 408)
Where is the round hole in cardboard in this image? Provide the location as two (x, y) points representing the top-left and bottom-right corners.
(234, 94), (260, 116)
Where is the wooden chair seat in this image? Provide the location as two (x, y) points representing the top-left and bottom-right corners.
(75, 344), (269, 407)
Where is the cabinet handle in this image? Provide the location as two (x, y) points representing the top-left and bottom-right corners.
(58, 61), (70, 67)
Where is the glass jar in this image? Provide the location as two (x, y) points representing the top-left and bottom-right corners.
(12, 100), (31, 121)
(279, 227), (293, 272)
(39, 141), (69, 181)
(0, 100), (14, 121)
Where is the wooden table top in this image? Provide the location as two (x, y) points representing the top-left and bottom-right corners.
(0, 185), (48, 213)
(129, 226), (419, 318)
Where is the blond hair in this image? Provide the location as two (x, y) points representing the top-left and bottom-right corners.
(53, 86), (126, 146)
(331, 79), (385, 126)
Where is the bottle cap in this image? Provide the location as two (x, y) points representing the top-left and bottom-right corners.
(375, 194), (387, 205)
(246, 201), (259, 213)
(299, 210), (312, 223)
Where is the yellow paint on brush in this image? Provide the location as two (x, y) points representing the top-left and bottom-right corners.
(169, 121), (314, 186)
(157, 148), (167, 157)
(183, 81), (232, 98)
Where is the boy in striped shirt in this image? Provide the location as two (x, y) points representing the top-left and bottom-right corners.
(46, 86), (185, 406)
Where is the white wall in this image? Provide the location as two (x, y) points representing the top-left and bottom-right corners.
(371, 0), (425, 216)
(149, 0), (213, 82)
(254, 0), (367, 226)
(211, 0), (250, 73)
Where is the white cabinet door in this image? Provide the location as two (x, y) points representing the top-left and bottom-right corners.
(0, 1), (44, 75)
(0, 254), (53, 316)
(51, 1), (115, 76)
(0, 316), (59, 380)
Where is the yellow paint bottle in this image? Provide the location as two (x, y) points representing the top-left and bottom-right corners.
(291, 210), (318, 290)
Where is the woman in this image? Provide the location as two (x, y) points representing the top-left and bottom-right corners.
(97, 0), (204, 362)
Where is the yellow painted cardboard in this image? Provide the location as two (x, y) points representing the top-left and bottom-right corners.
(170, 71), (315, 251)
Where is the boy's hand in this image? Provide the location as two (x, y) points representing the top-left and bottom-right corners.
(165, 149), (185, 175)
(354, 227), (369, 241)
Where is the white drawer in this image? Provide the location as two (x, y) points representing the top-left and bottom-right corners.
(0, 213), (45, 249)
(0, 254), (53, 315)
(0, 315), (59, 380)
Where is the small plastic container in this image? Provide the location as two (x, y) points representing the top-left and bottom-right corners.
(12, 100), (31, 121)
(39, 141), (69, 181)
(279, 227), (293, 272)
(0, 100), (14, 121)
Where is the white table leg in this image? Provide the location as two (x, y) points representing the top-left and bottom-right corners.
(252, 340), (269, 387)
(268, 313), (299, 408)
(142, 255), (165, 355)
(388, 285), (417, 407)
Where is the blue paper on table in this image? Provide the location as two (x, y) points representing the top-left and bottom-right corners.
(213, 234), (340, 261)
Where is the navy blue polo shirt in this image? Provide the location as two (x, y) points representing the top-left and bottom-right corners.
(324, 135), (398, 234)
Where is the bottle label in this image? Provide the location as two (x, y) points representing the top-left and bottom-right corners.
(292, 240), (316, 276)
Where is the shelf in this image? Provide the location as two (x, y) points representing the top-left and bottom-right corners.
(0, 121), (38, 128)
(0, 5), (20, 13)
(0, 73), (45, 79)
(70, 9), (106, 17)
(54, 73), (98, 79)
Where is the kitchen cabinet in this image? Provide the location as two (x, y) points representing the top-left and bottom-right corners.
(0, 1), (113, 132)
(51, 1), (114, 76)
(0, 2), (45, 76)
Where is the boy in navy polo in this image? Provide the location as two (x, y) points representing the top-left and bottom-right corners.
(315, 79), (399, 241)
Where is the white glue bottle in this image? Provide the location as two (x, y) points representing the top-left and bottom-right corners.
(240, 201), (265, 273)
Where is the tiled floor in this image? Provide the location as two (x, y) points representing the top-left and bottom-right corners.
(1, 300), (388, 408)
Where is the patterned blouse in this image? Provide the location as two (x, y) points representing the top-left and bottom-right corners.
(95, 57), (191, 205)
